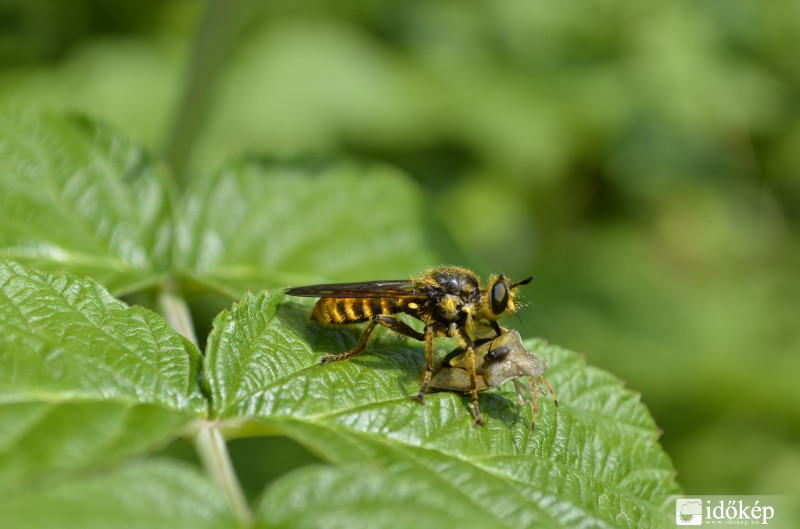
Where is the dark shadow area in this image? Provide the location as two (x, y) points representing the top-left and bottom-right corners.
(227, 435), (325, 503)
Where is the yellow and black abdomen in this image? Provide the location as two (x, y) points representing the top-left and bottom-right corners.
(312, 297), (403, 324)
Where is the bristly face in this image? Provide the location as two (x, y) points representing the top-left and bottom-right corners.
(479, 274), (533, 323)
(412, 267), (532, 331)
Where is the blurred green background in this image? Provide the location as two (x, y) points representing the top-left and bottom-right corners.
(3, 0), (798, 499)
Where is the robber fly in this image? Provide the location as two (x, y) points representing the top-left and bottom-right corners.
(285, 265), (532, 426)
(430, 329), (557, 429)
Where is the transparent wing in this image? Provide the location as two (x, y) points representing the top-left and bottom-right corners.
(285, 280), (419, 299)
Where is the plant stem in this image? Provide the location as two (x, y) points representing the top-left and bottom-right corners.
(163, 0), (247, 186)
(158, 290), (251, 523)
(195, 422), (254, 527)
(158, 288), (199, 346)
(158, 291), (251, 523)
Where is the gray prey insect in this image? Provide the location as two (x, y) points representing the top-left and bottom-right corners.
(430, 329), (558, 428)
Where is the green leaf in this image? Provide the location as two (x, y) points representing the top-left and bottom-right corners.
(174, 158), (442, 296)
(0, 260), (205, 492)
(206, 290), (680, 528)
(256, 463), (499, 529)
(0, 110), (174, 295)
(0, 459), (237, 529)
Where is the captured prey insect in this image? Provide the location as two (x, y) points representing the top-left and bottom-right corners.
(430, 329), (557, 428)
(285, 265), (532, 426)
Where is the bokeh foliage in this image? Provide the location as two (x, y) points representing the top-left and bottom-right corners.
(2, 0), (798, 499)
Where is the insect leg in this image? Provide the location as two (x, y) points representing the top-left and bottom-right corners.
(458, 328), (483, 427)
(514, 378), (539, 431)
(373, 315), (425, 341)
(412, 324), (437, 404)
(511, 378), (526, 407)
(321, 320), (378, 364)
(540, 376), (558, 407)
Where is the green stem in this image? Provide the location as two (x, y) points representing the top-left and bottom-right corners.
(195, 422), (254, 527)
(163, 0), (247, 186)
(157, 288), (198, 346)
(157, 290), (253, 524)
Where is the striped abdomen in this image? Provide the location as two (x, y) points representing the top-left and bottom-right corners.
(312, 297), (404, 324)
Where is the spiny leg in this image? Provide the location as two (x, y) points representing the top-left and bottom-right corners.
(321, 320), (378, 364)
(512, 379), (526, 408)
(466, 345), (484, 427)
(531, 376), (558, 431)
(459, 328), (483, 427)
(373, 315), (425, 341)
(321, 315), (425, 365)
(514, 379), (539, 431)
(540, 376), (558, 408)
(412, 324), (437, 403)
